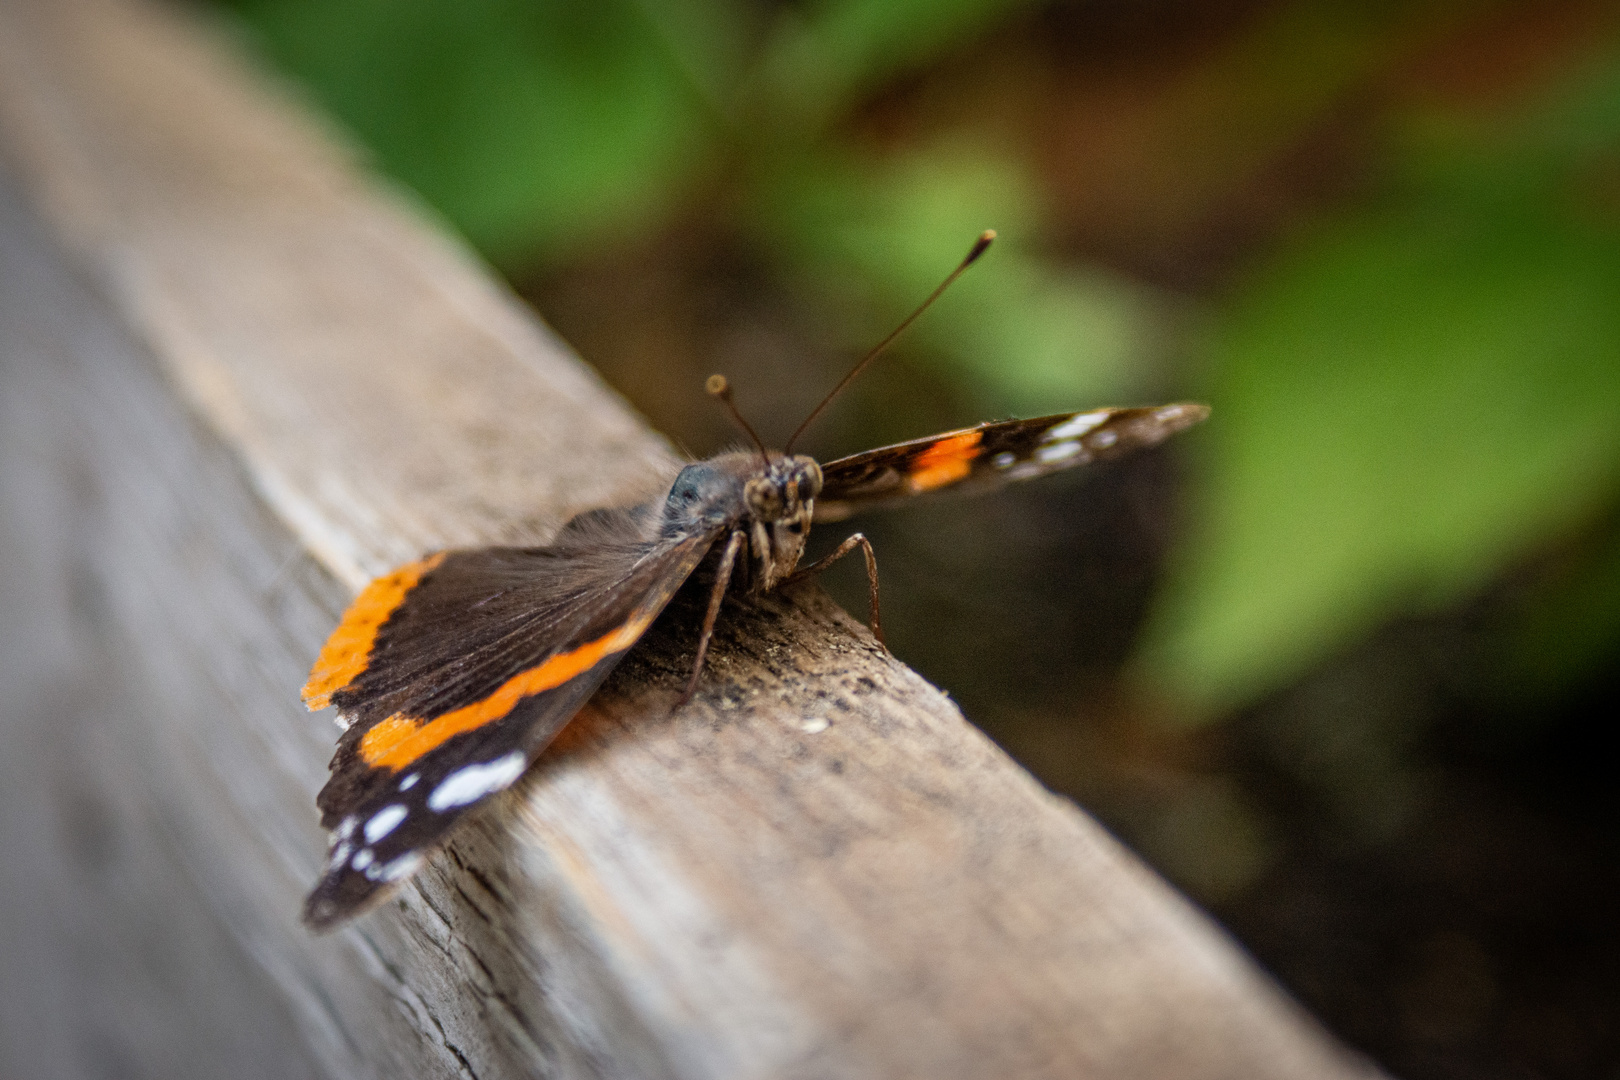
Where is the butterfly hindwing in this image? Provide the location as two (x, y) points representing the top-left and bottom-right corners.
(813, 404), (1209, 522)
(300, 514), (720, 929)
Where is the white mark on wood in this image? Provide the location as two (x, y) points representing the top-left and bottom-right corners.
(800, 717), (830, 734)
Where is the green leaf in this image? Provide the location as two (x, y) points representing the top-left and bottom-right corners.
(223, 0), (714, 264)
(764, 141), (1161, 413)
(1138, 54), (1620, 713)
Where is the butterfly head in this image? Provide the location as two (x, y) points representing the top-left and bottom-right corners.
(743, 455), (821, 588)
(661, 453), (821, 589)
(743, 455), (821, 521)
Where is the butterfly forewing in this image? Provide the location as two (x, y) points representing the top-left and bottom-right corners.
(813, 403), (1208, 522)
(300, 521), (721, 929)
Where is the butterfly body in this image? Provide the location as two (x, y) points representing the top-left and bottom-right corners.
(299, 403), (1207, 929)
(662, 450), (824, 592)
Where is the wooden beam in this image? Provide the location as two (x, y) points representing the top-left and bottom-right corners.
(0, 0), (1382, 1076)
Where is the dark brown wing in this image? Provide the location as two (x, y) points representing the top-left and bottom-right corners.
(299, 510), (721, 929)
(814, 404), (1208, 522)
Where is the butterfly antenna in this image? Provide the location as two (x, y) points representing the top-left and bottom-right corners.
(706, 374), (771, 468)
(784, 229), (995, 453)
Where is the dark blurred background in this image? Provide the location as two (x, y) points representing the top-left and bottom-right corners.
(203, 1), (1620, 1076)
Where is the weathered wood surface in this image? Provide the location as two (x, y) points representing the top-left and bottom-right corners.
(0, 1), (1385, 1077)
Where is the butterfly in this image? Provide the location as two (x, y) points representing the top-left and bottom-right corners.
(298, 232), (1209, 929)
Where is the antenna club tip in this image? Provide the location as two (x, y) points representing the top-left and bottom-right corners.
(705, 374), (730, 397)
(967, 230), (996, 263)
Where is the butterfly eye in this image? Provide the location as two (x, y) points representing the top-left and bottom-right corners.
(795, 459), (823, 500)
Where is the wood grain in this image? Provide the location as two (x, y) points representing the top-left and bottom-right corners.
(0, 0), (1385, 1077)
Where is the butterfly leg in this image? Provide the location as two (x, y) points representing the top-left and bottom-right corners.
(785, 533), (883, 645)
(678, 529), (745, 707)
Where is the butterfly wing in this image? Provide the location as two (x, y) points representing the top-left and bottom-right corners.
(299, 511), (721, 929)
(813, 404), (1208, 522)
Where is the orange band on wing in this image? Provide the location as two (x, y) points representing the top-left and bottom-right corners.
(302, 553), (446, 710)
(905, 430), (982, 492)
(357, 612), (655, 771)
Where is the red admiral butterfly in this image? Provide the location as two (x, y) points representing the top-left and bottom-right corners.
(299, 232), (1208, 929)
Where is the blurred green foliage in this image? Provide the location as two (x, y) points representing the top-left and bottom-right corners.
(762, 143), (1158, 411)
(1140, 47), (1620, 712)
(219, 0), (1152, 411)
(217, 0), (1620, 718)
(220, 0), (714, 260)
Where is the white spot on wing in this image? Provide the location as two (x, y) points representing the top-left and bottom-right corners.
(427, 751), (527, 812)
(350, 848), (374, 870)
(364, 804), (408, 843)
(399, 773), (419, 791)
(1047, 411), (1109, 441)
(1035, 441), (1083, 464)
(337, 816), (357, 840)
(328, 842), (352, 870)
(1093, 430), (1118, 448)
(801, 716), (830, 734)
(991, 451), (1017, 469)
(378, 853), (424, 883)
